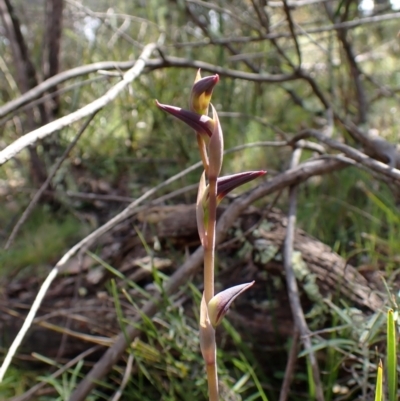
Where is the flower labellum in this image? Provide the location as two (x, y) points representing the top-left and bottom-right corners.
(155, 100), (214, 138)
(200, 170), (266, 210)
(216, 170), (266, 202)
(190, 69), (220, 115)
(208, 281), (255, 328)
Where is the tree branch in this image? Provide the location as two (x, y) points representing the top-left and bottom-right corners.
(0, 44), (156, 166)
(0, 43), (157, 382)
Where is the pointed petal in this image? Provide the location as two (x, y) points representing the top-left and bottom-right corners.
(156, 100), (214, 137)
(194, 68), (202, 84)
(208, 281), (255, 328)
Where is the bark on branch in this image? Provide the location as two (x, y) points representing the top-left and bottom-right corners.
(0, 44), (156, 166)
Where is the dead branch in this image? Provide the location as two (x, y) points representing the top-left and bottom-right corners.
(0, 43), (157, 382)
(0, 44), (156, 166)
(172, 11), (400, 47)
(4, 112), (97, 249)
(279, 330), (300, 401)
(43, 0), (64, 115)
(0, 0), (49, 184)
(292, 129), (400, 182)
(283, 147), (324, 401)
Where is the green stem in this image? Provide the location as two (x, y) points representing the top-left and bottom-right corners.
(204, 176), (218, 400)
(204, 177), (217, 304)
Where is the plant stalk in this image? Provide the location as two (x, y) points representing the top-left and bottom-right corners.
(204, 176), (218, 400)
(204, 176), (217, 303)
(206, 356), (219, 401)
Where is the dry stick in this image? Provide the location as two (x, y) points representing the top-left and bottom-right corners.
(0, 43), (156, 166)
(279, 329), (300, 401)
(293, 129), (400, 182)
(4, 112), (97, 249)
(0, 61), (136, 119)
(69, 156), (347, 401)
(67, 0), (143, 49)
(0, 75), (108, 126)
(0, 10), (399, 119)
(110, 353), (134, 401)
(283, 147), (324, 401)
(18, 181), (199, 205)
(175, 11), (400, 48)
(0, 157), (203, 383)
(282, 0), (302, 67)
(9, 345), (102, 401)
(0, 57), (297, 123)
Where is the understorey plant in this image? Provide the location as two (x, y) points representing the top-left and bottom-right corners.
(156, 70), (266, 400)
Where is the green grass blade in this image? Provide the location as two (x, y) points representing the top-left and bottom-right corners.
(387, 309), (397, 401)
(306, 356), (316, 400)
(375, 360), (383, 401)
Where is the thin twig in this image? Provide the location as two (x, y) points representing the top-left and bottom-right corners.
(0, 43), (157, 383)
(172, 11), (400, 48)
(279, 329), (300, 401)
(283, 147), (324, 401)
(110, 353), (134, 401)
(292, 129), (400, 182)
(0, 56), (298, 122)
(67, 0), (143, 49)
(0, 75), (108, 126)
(0, 43), (156, 166)
(4, 112), (97, 249)
(8, 345), (101, 401)
(0, 61), (135, 119)
(282, 0), (302, 67)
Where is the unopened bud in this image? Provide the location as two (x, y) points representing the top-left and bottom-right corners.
(190, 69), (219, 115)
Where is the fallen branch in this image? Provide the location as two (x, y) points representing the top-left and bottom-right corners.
(292, 129), (400, 182)
(0, 43), (156, 166)
(0, 56), (297, 122)
(0, 42), (157, 382)
(282, 147), (324, 401)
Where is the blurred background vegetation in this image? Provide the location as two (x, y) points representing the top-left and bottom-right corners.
(0, 0), (400, 400)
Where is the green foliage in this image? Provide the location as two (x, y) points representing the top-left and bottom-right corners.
(375, 361), (383, 401)
(386, 309), (397, 401)
(0, 208), (83, 276)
